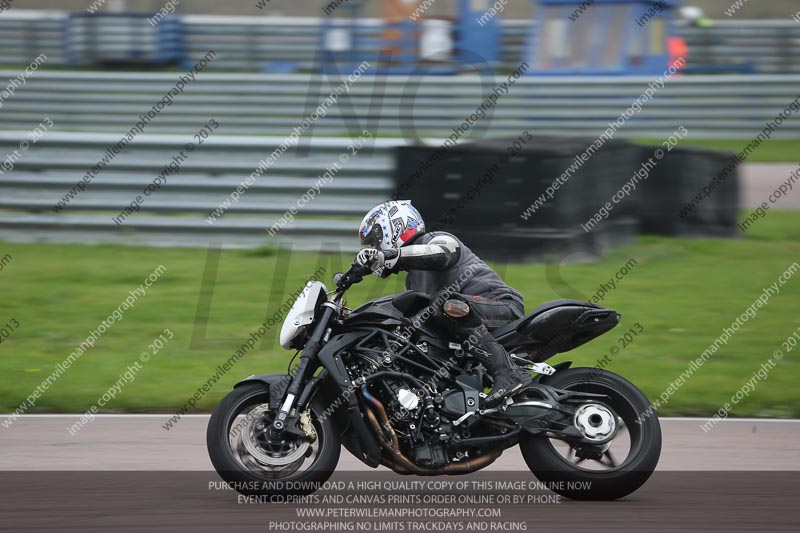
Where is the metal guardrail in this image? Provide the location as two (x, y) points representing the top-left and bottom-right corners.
(2, 70), (799, 139)
(678, 21), (800, 74)
(1, 14), (798, 250)
(0, 12), (66, 66)
(65, 14), (183, 65)
(0, 129), (788, 250)
(0, 133), (397, 250)
(185, 19), (800, 75)
(183, 16), (323, 72)
(1, 13), (800, 74)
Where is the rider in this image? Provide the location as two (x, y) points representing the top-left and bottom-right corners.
(354, 200), (532, 407)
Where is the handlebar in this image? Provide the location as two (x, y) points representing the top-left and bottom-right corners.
(333, 262), (371, 297)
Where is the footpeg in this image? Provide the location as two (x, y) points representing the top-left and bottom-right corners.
(529, 362), (556, 376)
(510, 354), (556, 376)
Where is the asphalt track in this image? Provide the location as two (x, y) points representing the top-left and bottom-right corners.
(2, 416), (799, 471)
(1, 416), (798, 532)
(743, 164), (800, 210)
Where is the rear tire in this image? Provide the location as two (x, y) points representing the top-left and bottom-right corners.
(519, 368), (661, 500)
(207, 382), (340, 497)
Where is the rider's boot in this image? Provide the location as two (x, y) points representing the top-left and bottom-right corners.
(416, 292), (532, 408)
(473, 336), (533, 408)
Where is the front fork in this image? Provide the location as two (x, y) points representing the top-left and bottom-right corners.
(270, 303), (336, 435)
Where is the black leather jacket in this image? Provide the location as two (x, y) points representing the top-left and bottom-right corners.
(383, 231), (524, 309)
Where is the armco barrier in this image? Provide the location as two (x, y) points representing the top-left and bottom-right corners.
(1, 70), (798, 140)
(0, 132), (396, 251)
(0, 131), (744, 253)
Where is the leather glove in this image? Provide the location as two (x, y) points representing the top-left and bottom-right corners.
(355, 248), (385, 272)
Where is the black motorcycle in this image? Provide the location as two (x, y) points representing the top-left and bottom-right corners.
(207, 263), (661, 500)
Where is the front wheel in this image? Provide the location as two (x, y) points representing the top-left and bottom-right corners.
(207, 382), (340, 496)
(519, 367), (661, 500)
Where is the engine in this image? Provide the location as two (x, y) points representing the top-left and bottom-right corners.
(346, 330), (507, 470)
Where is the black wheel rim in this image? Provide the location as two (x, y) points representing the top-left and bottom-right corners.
(546, 380), (644, 473)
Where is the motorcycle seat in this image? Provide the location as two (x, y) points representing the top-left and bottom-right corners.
(491, 299), (601, 339)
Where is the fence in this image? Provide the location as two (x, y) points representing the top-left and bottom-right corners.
(680, 21), (800, 75)
(0, 133), (395, 250)
(2, 70), (799, 140)
(1, 13), (798, 251)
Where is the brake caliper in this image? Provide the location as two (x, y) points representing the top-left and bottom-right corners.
(300, 410), (317, 443)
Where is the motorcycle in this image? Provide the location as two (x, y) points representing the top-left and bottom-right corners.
(207, 263), (661, 501)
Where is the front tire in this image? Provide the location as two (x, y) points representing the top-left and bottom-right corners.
(520, 368), (661, 500)
(207, 382), (340, 496)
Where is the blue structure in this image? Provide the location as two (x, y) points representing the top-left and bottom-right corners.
(456, 0), (501, 68)
(526, 0), (680, 75)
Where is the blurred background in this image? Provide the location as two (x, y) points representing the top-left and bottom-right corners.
(0, 0), (797, 419)
(11, 0), (800, 17)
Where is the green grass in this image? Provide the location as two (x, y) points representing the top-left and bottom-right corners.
(1, 212), (799, 418)
(632, 138), (800, 162)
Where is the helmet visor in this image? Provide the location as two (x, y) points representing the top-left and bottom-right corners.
(360, 223), (383, 249)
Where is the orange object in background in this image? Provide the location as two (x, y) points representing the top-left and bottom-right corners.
(382, 0), (422, 58)
(668, 36), (688, 71)
(383, 0), (423, 21)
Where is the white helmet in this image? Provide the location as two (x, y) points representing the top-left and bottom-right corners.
(358, 200), (425, 251)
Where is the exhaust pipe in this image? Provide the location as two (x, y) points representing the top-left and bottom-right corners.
(361, 385), (502, 475)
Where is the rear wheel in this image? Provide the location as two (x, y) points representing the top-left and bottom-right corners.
(207, 382), (340, 496)
(519, 367), (661, 500)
